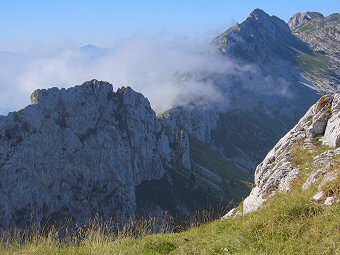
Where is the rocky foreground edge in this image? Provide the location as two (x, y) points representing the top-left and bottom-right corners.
(224, 93), (340, 218)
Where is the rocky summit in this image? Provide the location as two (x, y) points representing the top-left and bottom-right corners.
(170, 8), (321, 171)
(215, 8), (310, 66)
(166, 8), (339, 174)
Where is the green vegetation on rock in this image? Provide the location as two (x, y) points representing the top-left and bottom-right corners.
(297, 51), (330, 74)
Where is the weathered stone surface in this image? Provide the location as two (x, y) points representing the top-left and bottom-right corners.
(302, 169), (328, 191)
(323, 94), (340, 147)
(291, 12), (340, 93)
(242, 186), (266, 214)
(0, 80), (191, 228)
(288, 12), (324, 30)
(224, 94), (340, 217)
(312, 191), (324, 201)
(324, 197), (336, 206)
(319, 170), (339, 191)
(302, 148), (340, 193)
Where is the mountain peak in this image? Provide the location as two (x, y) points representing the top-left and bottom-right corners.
(288, 11), (324, 30)
(80, 44), (98, 50)
(249, 8), (269, 20)
(214, 8), (309, 64)
(30, 80), (113, 105)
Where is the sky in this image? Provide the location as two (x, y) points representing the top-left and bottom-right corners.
(0, 0), (339, 51)
(0, 0), (338, 115)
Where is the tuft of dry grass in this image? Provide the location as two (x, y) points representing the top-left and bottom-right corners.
(291, 145), (312, 167)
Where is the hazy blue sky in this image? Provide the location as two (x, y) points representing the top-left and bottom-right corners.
(0, 0), (339, 51)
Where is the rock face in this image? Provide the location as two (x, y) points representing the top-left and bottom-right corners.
(0, 80), (191, 227)
(0, 80), (252, 228)
(323, 94), (340, 147)
(290, 12), (340, 93)
(290, 13), (340, 61)
(0, 8), (338, 228)
(288, 12), (324, 30)
(240, 94), (340, 214)
(159, 108), (219, 144)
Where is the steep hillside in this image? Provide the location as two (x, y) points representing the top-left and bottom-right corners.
(215, 9), (311, 66)
(290, 12), (340, 93)
(166, 9), (321, 171)
(290, 12), (340, 60)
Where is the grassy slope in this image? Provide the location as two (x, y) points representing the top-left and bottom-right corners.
(297, 51), (330, 74)
(189, 136), (252, 204)
(3, 144), (339, 255)
(189, 137), (251, 182)
(213, 110), (292, 161)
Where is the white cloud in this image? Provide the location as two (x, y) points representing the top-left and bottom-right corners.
(0, 36), (291, 115)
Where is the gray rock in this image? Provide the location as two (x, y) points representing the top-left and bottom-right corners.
(0, 80), (191, 227)
(302, 148), (340, 190)
(291, 13), (340, 93)
(242, 186), (266, 214)
(323, 94), (340, 147)
(313, 147), (340, 168)
(312, 191), (324, 202)
(221, 208), (238, 219)
(319, 171), (339, 191)
(303, 169), (328, 191)
(291, 13), (340, 61)
(235, 94), (340, 216)
(288, 12), (324, 30)
(324, 197), (336, 206)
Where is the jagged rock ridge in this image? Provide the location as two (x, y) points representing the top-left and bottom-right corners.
(0, 80), (191, 227)
(0, 80), (251, 228)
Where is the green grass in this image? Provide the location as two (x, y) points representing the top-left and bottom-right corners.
(157, 110), (171, 118)
(2, 144), (339, 254)
(296, 51), (330, 74)
(189, 136), (251, 182)
(2, 182), (338, 254)
(189, 136), (252, 204)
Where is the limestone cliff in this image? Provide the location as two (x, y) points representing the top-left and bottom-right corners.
(0, 80), (251, 228)
(0, 80), (191, 227)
